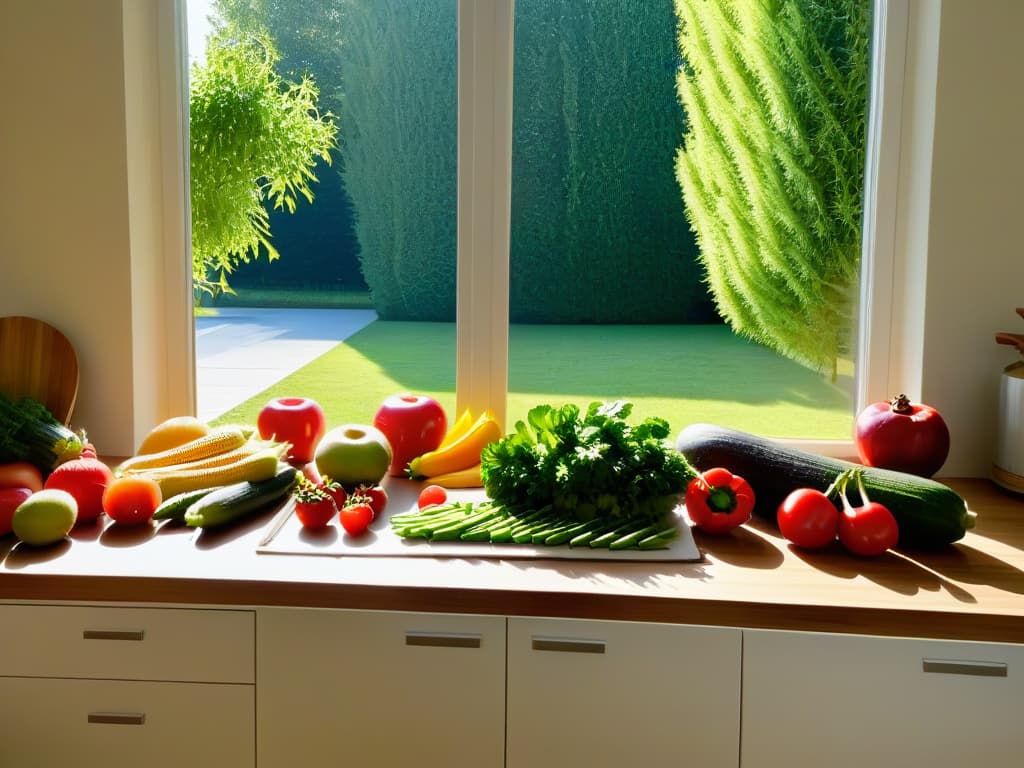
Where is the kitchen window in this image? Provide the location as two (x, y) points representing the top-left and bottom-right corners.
(174, 0), (918, 454)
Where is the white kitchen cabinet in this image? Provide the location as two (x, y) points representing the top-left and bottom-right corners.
(256, 608), (507, 768)
(0, 604), (256, 768)
(741, 629), (1024, 768)
(506, 617), (742, 768)
(0, 677), (254, 768)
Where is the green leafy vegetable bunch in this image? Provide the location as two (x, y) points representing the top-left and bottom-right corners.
(481, 401), (696, 524)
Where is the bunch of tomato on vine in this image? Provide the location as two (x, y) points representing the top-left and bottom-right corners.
(685, 465), (898, 557)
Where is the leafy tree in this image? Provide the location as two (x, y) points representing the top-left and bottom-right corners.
(189, 23), (337, 296)
(674, 0), (872, 374)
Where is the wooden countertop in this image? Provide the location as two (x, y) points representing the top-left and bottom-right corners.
(1, 477), (1023, 643)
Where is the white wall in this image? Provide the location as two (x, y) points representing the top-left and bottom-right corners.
(0, 0), (1019, 474)
(921, 0), (1024, 476)
(0, 0), (191, 457)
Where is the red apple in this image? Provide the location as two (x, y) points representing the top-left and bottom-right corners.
(373, 393), (448, 477)
(257, 397), (327, 465)
(854, 393), (950, 477)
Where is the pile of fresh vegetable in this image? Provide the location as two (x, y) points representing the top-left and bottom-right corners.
(391, 400), (697, 550)
(0, 392), (83, 474)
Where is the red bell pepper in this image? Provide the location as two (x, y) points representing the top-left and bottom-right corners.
(685, 467), (755, 534)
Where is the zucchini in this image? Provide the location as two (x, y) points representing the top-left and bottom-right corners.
(675, 423), (975, 549)
(152, 486), (225, 522)
(184, 465), (297, 529)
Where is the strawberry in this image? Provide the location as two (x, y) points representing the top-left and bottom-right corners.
(318, 476), (348, 511)
(293, 478), (337, 530)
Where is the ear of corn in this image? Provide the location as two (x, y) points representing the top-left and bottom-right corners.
(117, 428), (247, 473)
(121, 437), (277, 476)
(143, 445), (285, 498)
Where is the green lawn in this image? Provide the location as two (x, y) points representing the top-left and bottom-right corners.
(213, 321), (854, 440)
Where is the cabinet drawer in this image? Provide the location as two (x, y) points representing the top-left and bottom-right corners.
(0, 605), (254, 683)
(257, 608), (506, 768)
(507, 618), (742, 768)
(0, 676), (254, 768)
(742, 629), (1024, 768)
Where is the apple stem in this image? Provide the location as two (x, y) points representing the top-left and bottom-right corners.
(890, 393), (913, 414)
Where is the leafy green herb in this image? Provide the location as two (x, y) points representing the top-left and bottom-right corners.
(480, 400), (696, 524)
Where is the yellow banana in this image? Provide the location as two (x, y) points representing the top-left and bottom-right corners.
(438, 408), (474, 450)
(409, 411), (502, 478)
(425, 463), (484, 489)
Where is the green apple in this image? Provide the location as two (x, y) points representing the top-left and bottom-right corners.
(12, 489), (77, 546)
(314, 424), (393, 488)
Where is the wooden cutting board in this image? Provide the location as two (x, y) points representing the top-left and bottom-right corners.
(0, 315), (79, 425)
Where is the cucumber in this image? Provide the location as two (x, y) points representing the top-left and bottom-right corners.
(675, 423), (975, 549)
(184, 465), (297, 529)
(153, 486), (225, 522)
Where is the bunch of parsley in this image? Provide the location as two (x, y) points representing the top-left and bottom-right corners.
(480, 400), (696, 524)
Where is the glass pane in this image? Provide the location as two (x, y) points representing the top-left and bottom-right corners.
(508, 0), (871, 440)
(187, 0), (458, 429)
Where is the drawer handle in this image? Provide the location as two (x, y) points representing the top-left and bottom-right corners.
(405, 632), (481, 649)
(88, 712), (146, 726)
(83, 629), (145, 641)
(532, 637), (606, 654)
(922, 659), (1008, 677)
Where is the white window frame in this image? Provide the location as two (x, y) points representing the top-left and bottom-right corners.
(160, 0), (932, 455)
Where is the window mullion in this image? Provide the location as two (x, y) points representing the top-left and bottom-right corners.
(455, 0), (515, 431)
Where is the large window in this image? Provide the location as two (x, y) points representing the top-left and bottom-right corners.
(184, 0), (898, 450)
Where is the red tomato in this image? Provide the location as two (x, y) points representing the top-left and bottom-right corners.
(102, 477), (162, 526)
(0, 462), (44, 493)
(295, 497), (337, 530)
(854, 394), (950, 477)
(685, 467), (755, 534)
(777, 489), (840, 549)
(257, 397), (327, 465)
(353, 484), (387, 518)
(839, 501), (899, 557)
(43, 455), (115, 522)
(340, 501), (374, 536)
(0, 487), (34, 536)
(418, 484), (448, 509)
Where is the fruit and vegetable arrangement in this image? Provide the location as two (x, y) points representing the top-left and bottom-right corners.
(0, 384), (977, 560)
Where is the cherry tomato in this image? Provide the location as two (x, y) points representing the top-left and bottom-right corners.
(685, 467), (755, 534)
(777, 488), (839, 549)
(295, 496), (337, 530)
(102, 476), (162, 526)
(418, 484), (448, 509)
(839, 501), (899, 557)
(340, 501), (374, 536)
(854, 393), (950, 477)
(353, 484), (387, 518)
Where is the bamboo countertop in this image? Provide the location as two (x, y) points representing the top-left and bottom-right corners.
(1, 478), (1022, 644)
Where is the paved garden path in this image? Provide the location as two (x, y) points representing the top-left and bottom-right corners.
(194, 307), (377, 422)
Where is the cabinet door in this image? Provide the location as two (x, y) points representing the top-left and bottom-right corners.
(257, 608), (506, 768)
(0, 677), (254, 768)
(507, 618), (742, 768)
(742, 629), (1024, 768)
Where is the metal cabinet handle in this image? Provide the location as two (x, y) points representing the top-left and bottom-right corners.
(82, 629), (145, 641)
(922, 658), (1008, 677)
(532, 636), (606, 654)
(88, 712), (146, 725)
(405, 631), (481, 648)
